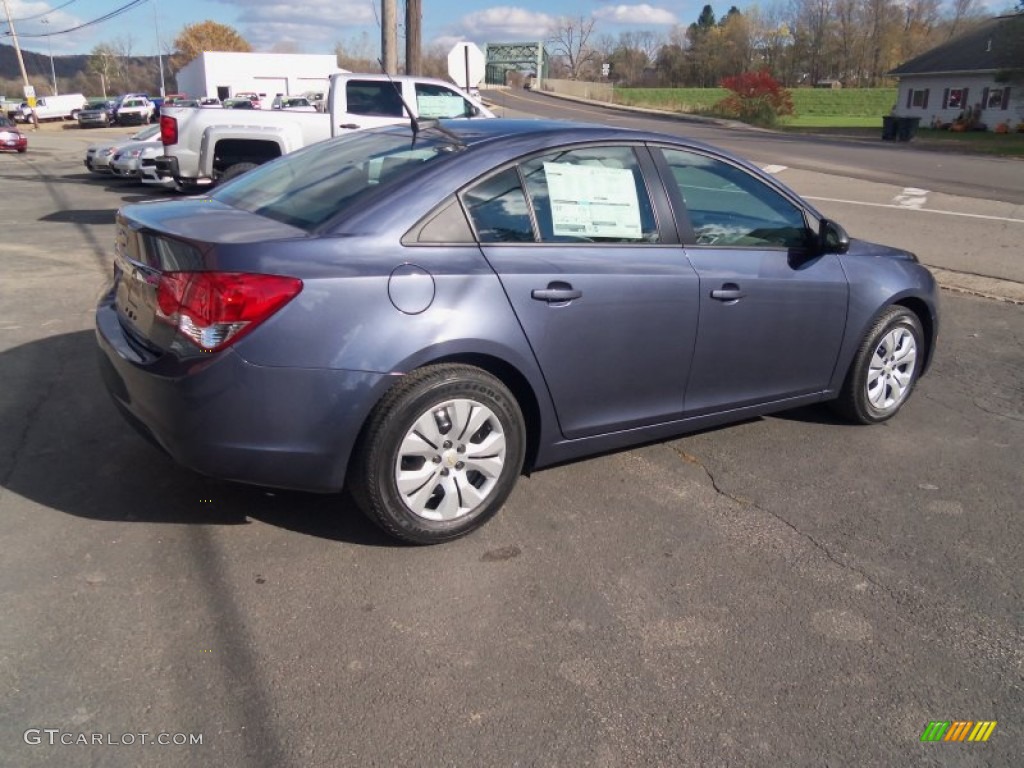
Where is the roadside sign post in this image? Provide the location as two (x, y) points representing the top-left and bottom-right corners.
(447, 42), (485, 92)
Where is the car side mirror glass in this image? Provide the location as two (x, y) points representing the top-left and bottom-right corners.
(819, 218), (850, 255)
(468, 105), (480, 118)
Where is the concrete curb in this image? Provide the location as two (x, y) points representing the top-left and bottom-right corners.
(929, 268), (1024, 305)
(525, 88), (764, 131)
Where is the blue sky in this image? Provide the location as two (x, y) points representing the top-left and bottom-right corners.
(4, 0), (1017, 57)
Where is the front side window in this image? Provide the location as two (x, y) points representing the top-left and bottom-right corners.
(415, 83), (474, 119)
(345, 81), (405, 117)
(660, 149), (810, 249)
(519, 146), (659, 243)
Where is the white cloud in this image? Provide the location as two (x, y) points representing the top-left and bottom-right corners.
(212, 0), (376, 51)
(592, 4), (676, 26)
(450, 6), (558, 42)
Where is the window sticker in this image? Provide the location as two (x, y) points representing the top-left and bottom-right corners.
(417, 94), (466, 119)
(543, 163), (642, 239)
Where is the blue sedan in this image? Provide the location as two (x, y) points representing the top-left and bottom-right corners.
(96, 119), (938, 543)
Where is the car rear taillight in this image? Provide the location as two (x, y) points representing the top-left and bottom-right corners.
(160, 115), (177, 145)
(155, 272), (302, 352)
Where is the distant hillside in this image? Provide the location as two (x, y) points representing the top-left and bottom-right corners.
(1, 43), (172, 98)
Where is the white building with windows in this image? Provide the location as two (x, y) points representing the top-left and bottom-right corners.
(175, 52), (345, 103)
(889, 15), (1021, 131)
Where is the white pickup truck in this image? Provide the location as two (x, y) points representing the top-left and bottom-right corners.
(156, 73), (495, 188)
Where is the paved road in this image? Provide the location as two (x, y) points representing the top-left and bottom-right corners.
(1, 131), (1021, 767)
(489, 90), (1024, 286)
(488, 89), (1024, 205)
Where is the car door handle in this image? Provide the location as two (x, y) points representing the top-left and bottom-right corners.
(338, 123), (360, 130)
(710, 284), (745, 301)
(532, 285), (582, 302)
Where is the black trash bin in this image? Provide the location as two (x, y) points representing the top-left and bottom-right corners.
(882, 115), (897, 141)
(896, 116), (921, 142)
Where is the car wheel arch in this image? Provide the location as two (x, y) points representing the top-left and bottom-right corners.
(891, 296), (935, 373)
(351, 349), (546, 477)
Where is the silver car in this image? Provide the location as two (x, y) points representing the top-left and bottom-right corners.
(84, 124), (161, 174)
(109, 139), (163, 179)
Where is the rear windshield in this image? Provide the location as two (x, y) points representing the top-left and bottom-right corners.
(212, 130), (461, 231)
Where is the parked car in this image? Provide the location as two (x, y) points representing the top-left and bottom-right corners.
(270, 96), (316, 112)
(109, 134), (164, 179)
(0, 116), (27, 152)
(97, 120), (938, 544)
(301, 91), (325, 111)
(157, 73), (494, 188)
(199, 97), (222, 107)
(234, 91), (262, 109)
(115, 96), (155, 125)
(84, 124), (161, 174)
(24, 93), (87, 122)
(222, 98), (256, 109)
(78, 98), (118, 128)
(138, 148), (177, 190)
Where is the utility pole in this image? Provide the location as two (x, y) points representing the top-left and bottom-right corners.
(381, 0), (398, 74)
(42, 18), (58, 95)
(405, 0), (421, 76)
(153, 0), (166, 97)
(1, 0), (39, 129)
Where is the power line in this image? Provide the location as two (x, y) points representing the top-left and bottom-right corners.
(2, 0), (81, 24)
(2, 0), (150, 39)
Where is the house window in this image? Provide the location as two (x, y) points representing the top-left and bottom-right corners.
(908, 88), (929, 109)
(986, 89), (1004, 109)
(947, 88), (964, 109)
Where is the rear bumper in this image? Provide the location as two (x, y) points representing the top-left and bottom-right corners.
(95, 297), (392, 493)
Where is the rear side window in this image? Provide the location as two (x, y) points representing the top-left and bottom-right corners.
(462, 168), (535, 243)
(345, 81), (405, 117)
(660, 149), (810, 249)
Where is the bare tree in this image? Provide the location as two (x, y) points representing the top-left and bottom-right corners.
(548, 15), (599, 80)
(109, 35), (135, 91)
(948, 0), (982, 39)
(336, 31), (377, 72)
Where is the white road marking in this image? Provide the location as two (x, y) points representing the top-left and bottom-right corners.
(761, 164), (788, 174)
(804, 195), (1024, 224)
(892, 187), (929, 209)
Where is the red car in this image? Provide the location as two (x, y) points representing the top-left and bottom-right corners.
(0, 116), (27, 153)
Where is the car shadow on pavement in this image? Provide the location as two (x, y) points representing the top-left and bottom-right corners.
(0, 330), (394, 547)
(39, 209), (121, 225)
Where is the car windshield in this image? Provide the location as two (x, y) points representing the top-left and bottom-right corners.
(213, 130), (462, 231)
(131, 125), (160, 140)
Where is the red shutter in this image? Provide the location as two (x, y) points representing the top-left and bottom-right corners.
(982, 87), (990, 108)
(923, 89), (929, 109)
(942, 88), (949, 109)
(1002, 87), (1010, 111)
(906, 88), (913, 108)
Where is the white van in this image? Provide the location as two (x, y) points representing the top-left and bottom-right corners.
(31, 93), (87, 121)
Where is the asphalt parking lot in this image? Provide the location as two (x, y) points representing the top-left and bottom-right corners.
(1, 126), (1022, 766)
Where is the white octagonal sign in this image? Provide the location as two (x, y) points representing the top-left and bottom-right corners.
(448, 42), (486, 89)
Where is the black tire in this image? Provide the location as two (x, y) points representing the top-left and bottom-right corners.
(831, 306), (924, 424)
(351, 364), (526, 545)
(219, 162), (259, 183)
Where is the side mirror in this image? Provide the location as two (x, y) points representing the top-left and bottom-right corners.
(819, 218), (850, 255)
(468, 105), (481, 118)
